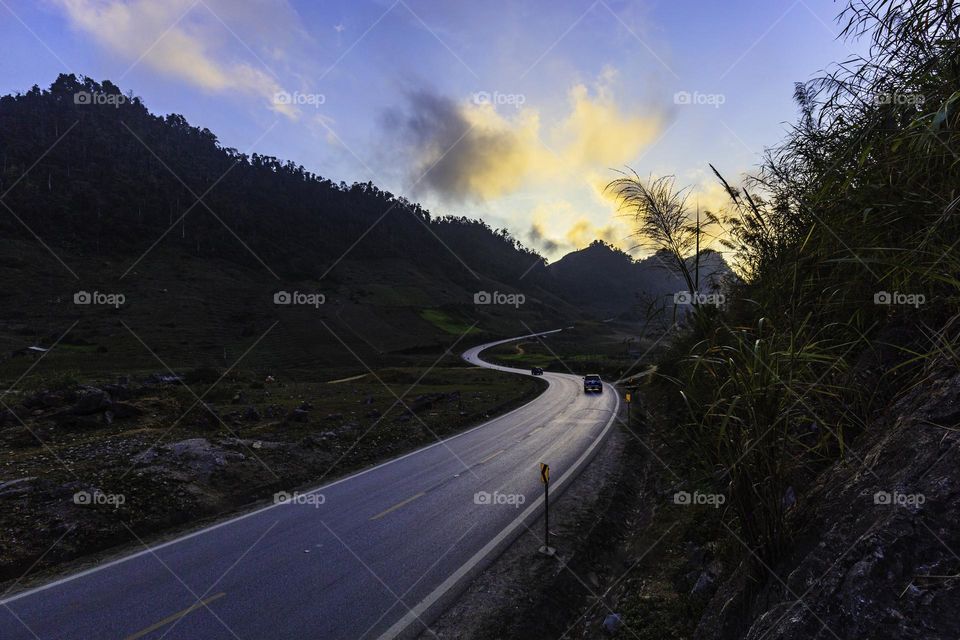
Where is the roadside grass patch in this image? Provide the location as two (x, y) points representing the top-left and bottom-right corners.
(420, 309), (477, 335)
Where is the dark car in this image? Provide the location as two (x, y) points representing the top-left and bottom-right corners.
(583, 374), (602, 393)
(531, 367), (544, 375)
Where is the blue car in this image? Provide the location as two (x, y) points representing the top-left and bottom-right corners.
(583, 374), (602, 393)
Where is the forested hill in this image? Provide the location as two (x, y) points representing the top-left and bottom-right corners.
(547, 241), (729, 318)
(0, 74), (547, 287)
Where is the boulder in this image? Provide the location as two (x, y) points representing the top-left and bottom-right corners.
(71, 387), (111, 415)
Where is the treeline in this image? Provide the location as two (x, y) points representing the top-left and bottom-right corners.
(0, 74), (546, 285)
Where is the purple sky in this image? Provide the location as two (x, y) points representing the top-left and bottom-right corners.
(0, 0), (863, 259)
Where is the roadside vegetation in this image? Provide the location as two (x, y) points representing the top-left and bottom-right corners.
(496, 7), (960, 635)
(603, 0), (960, 631)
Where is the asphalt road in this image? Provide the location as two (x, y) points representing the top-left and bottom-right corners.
(0, 330), (620, 640)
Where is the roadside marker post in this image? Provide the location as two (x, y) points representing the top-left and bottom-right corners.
(538, 463), (555, 557)
(625, 391), (632, 428)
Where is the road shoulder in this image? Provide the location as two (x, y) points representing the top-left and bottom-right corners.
(421, 422), (629, 639)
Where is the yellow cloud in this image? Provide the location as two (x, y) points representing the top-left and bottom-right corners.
(586, 170), (627, 208)
(565, 219), (592, 246)
(564, 218), (632, 251)
(455, 104), (553, 200)
(556, 71), (663, 168)
(692, 178), (732, 216)
(404, 69), (666, 203)
(526, 200), (635, 258)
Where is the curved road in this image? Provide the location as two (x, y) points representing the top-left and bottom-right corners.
(0, 331), (619, 640)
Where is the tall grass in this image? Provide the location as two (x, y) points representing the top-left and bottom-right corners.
(606, 170), (719, 297)
(616, 0), (960, 572)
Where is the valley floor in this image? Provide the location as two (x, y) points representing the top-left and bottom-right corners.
(0, 363), (546, 590)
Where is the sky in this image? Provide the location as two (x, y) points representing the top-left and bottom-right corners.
(0, 0), (864, 261)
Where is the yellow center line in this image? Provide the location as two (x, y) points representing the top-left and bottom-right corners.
(369, 492), (427, 521)
(477, 449), (505, 465)
(125, 592), (226, 640)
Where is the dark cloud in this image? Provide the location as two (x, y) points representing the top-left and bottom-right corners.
(383, 89), (520, 202)
(528, 222), (561, 254)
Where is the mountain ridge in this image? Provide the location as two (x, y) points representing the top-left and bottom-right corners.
(0, 74), (725, 373)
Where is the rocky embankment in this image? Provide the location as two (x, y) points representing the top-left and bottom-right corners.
(698, 369), (960, 640)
